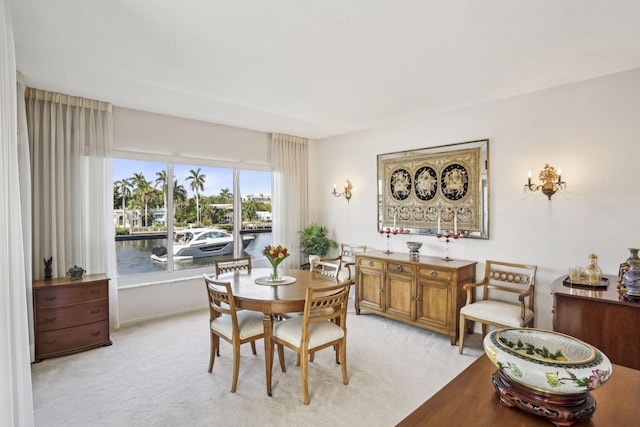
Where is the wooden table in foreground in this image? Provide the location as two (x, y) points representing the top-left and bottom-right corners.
(217, 268), (338, 396)
(397, 356), (639, 427)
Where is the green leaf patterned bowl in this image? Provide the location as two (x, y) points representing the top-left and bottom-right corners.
(483, 328), (612, 395)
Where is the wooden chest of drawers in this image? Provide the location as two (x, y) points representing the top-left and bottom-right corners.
(33, 274), (111, 362)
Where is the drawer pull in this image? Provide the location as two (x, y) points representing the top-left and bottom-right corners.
(91, 331), (102, 337)
(91, 308), (101, 314)
(45, 295), (56, 301)
(396, 264), (404, 272)
(91, 289), (101, 294)
(46, 339), (57, 345)
(368, 261), (374, 267)
(430, 270), (437, 277)
(45, 316), (56, 322)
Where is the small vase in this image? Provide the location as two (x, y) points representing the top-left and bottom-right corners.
(270, 264), (281, 281)
(622, 248), (640, 299)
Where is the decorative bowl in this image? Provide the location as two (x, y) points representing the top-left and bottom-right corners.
(66, 265), (86, 280)
(483, 328), (612, 395)
(406, 241), (423, 252)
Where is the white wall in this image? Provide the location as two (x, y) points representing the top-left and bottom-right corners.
(309, 68), (640, 330)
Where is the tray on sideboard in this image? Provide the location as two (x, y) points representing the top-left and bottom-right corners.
(562, 275), (609, 290)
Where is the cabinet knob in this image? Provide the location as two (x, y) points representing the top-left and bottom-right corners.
(91, 331), (102, 337)
(379, 288), (384, 294)
(91, 289), (101, 294)
(430, 270), (437, 277)
(396, 264), (404, 272)
(45, 339), (57, 345)
(45, 295), (56, 301)
(45, 316), (56, 322)
(368, 261), (374, 267)
(91, 308), (101, 314)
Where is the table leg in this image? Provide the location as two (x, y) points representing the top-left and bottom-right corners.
(263, 313), (274, 396)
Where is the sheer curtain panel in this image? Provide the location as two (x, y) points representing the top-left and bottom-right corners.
(26, 88), (120, 329)
(0, 0), (35, 424)
(271, 133), (309, 268)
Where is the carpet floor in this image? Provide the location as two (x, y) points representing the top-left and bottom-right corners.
(32, 305), (483, 426)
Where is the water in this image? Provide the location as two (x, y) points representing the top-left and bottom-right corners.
(115, 232), (272, 276)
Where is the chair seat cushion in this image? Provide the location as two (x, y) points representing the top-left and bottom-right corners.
(211, 311), (264, 340)
(273, 316), (343, 349)
(460, 300), (533, 327)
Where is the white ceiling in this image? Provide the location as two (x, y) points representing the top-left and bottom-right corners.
(9, 0), (640, 140)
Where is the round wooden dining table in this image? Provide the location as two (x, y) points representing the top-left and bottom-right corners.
(216, 267), (339, 396)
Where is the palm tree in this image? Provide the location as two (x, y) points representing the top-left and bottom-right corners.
(115, 178), (133, 228)
(219, 188), (232, 203)
(135, 181), (154, 227)
(186, 168), (206, 224)
(155, 170), (168, 225)
(173, 180), (188, 222)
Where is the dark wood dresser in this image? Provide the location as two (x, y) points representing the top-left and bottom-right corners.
(33, 274), (111, 362)
(552, 274), (640, 370)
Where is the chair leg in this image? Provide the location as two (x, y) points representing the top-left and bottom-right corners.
(209, 333), (219, 372)
(458, 315), (466, 354)
(340, 341), (348, 385)
(277, 344), (286, 373)
(230, 341), (241, 393)
(250, 341), (257, 355)
(481, 323), (487, 339)
(301, 348), (310, 405)
(334, 343), (339, 364)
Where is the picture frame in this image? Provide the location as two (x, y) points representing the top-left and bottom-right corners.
(377, 139), (489, 239)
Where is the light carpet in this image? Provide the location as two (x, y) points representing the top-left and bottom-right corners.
(31, 305), (484, 427)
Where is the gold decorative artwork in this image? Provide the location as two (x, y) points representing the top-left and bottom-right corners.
(377, 139), (489, 239)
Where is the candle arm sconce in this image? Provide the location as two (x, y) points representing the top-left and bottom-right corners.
(524, 164), (566, 200)
(332, 180), (353, 202)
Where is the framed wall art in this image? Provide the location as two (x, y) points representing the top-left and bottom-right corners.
(377, 139), (489, 239)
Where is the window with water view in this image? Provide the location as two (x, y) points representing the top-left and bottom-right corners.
(113, 159), (272, 280)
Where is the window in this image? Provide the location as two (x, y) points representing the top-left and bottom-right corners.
(114, 159), (272, 284)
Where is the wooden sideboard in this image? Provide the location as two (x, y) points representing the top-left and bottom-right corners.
(355, 251), (476, 345)
(397, 356), (640, 426)
(552, 274), (640, 370)
(33, 274), (111, 362)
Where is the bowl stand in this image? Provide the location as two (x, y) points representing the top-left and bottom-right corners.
(492, 369), (596, 426)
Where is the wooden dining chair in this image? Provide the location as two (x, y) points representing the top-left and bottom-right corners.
(214, 256), (252, 276)
(204, 274), (264, 392)
(272, 281), (351, 404)
(458, 260), (537, 354)
(310, 243), (366, 282)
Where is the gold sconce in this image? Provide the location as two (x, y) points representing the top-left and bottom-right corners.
(332, 180), (353, 202)
(524, 164), (566, 200)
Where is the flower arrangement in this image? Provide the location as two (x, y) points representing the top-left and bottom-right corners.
(263, 245), (290, 281)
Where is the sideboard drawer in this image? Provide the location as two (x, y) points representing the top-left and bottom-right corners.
(36, 299), (109, 332)
(35, 320), (110, 358)
(35, 280), (108, 308)
(387, 262), (415, 276)
(418, 267), (453, 283)
(358, 257), (384, 271)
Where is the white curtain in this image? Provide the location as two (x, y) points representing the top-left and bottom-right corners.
(271, 133), (309, 267)
(0, 1), (35, 425)
(26, 88), (120, 329)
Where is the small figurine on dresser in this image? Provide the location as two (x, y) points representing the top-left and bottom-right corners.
(43, 256), (53, 280)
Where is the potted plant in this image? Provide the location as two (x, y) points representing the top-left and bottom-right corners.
(299, 222), (338, 263)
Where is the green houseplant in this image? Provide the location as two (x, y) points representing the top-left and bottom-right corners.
(299, 223), (338, 258)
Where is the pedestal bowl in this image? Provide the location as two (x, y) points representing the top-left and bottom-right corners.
(483, 328), (612, 395)
(406, 241), (422, 257)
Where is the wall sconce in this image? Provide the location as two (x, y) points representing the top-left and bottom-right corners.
(524, 164), (566, 200)
(332, 180), (353, 202)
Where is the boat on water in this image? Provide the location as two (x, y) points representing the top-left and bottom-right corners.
(150, 227), (255, 262)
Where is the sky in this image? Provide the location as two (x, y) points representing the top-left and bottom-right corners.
(112, 159), (271, 197)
